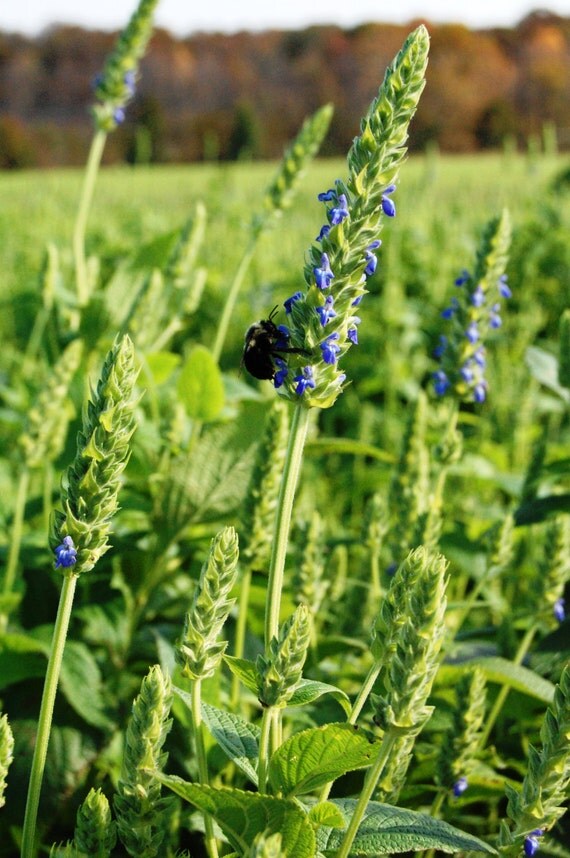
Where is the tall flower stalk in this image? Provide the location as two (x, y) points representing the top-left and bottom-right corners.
(20, 336), (139, 858)
(262, 24), (430, 660)
(74, 0), (158, 306)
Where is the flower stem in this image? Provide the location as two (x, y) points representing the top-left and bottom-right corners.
(211, 238), (256, 364)
(231, 565), (252, 711)
(190, 679), (219, 858)
(0, 466), (30, 634)
(319, 661), (382, 803)
(264, 403), (310, 648)
(73, 129), (107, 307)
(480, 623), (538, 747)
(21, 571), (78, 858)
(335, 729), (399, 858)
(257, 706), (274, 794)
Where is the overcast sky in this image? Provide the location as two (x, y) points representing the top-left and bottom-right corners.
(1, 0), (567, 36)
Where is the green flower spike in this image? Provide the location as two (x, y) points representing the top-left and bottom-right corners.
(499, 664), (570, 855)
(176, 526), (240, 681)
(74, 788), (117, 858)
(114, 665), (175, 858)
(50, 334), (139, 576)
(436, 668), (487, 793)
(92, 0), (159, 132)
(257, 604), (311, 708)
(0, 713), (14, 809)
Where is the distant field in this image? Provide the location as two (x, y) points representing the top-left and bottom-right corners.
(0, 152), (565, 314)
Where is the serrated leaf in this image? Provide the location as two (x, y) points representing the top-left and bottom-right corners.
(441, 657), (555, 704)
(287, 679), (352, 715)
(317, 799), (497, 854)
(157, 777), (316, 858)
(223, 655), (260, 695)
(268, 723), (380, 797)
(178, 345), (225, 421)
(308, 802), (345, 829)
(173, 687), (259, 785)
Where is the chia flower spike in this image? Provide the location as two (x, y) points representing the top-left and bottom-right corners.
(50, 335), (139, 577)
(432, 209), (511, 404)
(273, 26), (429, 409)
(92, 0), (158, 132)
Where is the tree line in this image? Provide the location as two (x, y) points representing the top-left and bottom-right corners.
(0, 9), (568, 168)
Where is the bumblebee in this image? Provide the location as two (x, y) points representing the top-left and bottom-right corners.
(242, 306), (308, 381)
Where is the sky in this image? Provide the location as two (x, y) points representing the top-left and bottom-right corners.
(1, 0), (568, 36)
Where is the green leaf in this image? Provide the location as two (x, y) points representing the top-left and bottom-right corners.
(268, 723), (381, 797)
(287, 678), (352, 715)
(173, 687), (260, 785)
(144, 351), (182, 386)
(515, 493), (570, 526)
(317, 799), (497, 854)
(440, 657), (555, 704)
(59, 640), (114, 729)
(157, 777), (316, 858)
(0, 633), (47, 688)
(308, 801), (345, 830)
(525, 346), (570, 402)
(223, 655), (260, 696)
(177, 345), (225, 421)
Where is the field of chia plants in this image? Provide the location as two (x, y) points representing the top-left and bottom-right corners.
(1, 3), (570, 857)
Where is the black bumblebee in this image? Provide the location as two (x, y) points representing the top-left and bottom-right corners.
(242, 306), (309, 381)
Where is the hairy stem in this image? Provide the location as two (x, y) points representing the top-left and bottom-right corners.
(264, 403), (310, 648)
(73, 129), (107, 307)
(21, 572), (78, 858)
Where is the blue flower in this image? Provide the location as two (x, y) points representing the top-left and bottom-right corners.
(455, 269), (470, 286)
(113, 107), (126, 125)
(489, 304), (502, 328)
(466, 321), (479, 343)
(471, 285), (485, 307)
(284, 291), (303, 314)
(317, 188), (336, 202)
(499, 274), (512, 298)
(554, 597), (566, 623)
(329, 193), (349, 225)
(54, 535), (77, 569)
(347, 316), (361, 344)
(473, 382), (487, 403)
(320, 332), (341, 364)
(124, 69), (136, 96)
(273, 358), (288, 388)
(314, 252), (334, 290)
(474, 347), (486, 367)
(316, 295), (337, 326)
(524, 830), (543, 857)
(381, 184), (396, 217)
(441, 298), (459, 319)
(452, 777), (468, 797)
(294, 365), (316, 395)
(316, 224), (331, 242)
(433, 370), (450, 396)
(433, 335), (447, 359)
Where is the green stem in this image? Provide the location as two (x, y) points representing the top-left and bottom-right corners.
(231, 566), (252, 711)
(319, 660), (382, 803)
(480, 623), (538, 747)
(211, 238), (256, 364)
(264, 403), (311, 648)
(1, 466), (30, 634)
(258, 706), (274, 794)
(42, 464), (54, 538)
(335, 729), (400, 858)
(21, 571), (78, 858)
(190, 679), (219, 858)
(73, 129), (107, 307)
